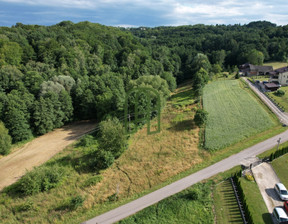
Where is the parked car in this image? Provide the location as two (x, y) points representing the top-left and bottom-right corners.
(273, 207), (288, 223)
(275, 183), (288, 201)
(284, 201), (288, 214)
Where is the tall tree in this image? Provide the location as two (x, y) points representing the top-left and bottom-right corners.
(98, 117), (127, 159)
(4, 106), (32, 143)
(247, 49), (264, 65)
(0, 121), (12, 155)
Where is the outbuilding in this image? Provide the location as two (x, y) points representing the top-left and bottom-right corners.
(264, 82), (280, 91)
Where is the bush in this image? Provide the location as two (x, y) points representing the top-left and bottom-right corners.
(69, 195), (85, 210)
(98, 117), (127, 158)
(187, 189), (200, 200)
(245, 173), (254, 181)
(274, 89), (285, 97)
(17, 166), (66, 195)
(77, 135), (97, 147)
(13, 201), (34, 212)
(194, 109), (208, 127)
(82, 175), (103, 187)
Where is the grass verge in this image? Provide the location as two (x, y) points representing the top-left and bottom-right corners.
(239, 178), (273, 224)
(271, 153), (288, 187)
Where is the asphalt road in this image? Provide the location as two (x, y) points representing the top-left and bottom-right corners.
(83, 129), (288, 224)
(243, 78), (288, 125)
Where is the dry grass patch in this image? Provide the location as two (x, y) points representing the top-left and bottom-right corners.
(89, 106), (201, 205)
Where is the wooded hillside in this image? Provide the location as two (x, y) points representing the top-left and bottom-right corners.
(0, 20), (287, 154)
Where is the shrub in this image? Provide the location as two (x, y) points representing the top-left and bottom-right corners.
(98, 117), (127, 158)
(17, 166), (66, 195)
(245, 173), (254, 181)
(187, 189), (200, 200)
(107, 193), (118, 202)
(274, 89), (285, 97)
(77, 135), (97, 147)
(82, 175), (103, 187)
(94, 149), (115, 170)
(13, 201), (34, 212)
(194, 109), (208, 127)
(69, 195), (85, 210)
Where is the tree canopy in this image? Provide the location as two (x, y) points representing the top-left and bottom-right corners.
(0, 20), (287, 147)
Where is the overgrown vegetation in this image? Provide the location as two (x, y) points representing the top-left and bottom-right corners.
(118, 181), (214, 224)
(4, 165), (66, 196)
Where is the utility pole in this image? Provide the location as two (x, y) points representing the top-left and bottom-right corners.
(277, 137), (281, 151)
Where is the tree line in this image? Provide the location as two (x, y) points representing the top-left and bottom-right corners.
(0, 20), (288, 155)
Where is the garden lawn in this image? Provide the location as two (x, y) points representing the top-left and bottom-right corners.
(266, 86), (288, 112)
(240, 178), (273, 224)
(203, 80), (276, 150)
(271, 153), (288, 187)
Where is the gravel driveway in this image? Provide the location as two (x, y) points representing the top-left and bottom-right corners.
(252, 162), (283, 223)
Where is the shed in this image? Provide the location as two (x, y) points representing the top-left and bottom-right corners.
(264, 82), (280, 91)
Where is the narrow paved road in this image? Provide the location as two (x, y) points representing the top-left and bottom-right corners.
(0, 121), (97, 191)
(243, 78), (288, 125)
(83, 129), (288, 224)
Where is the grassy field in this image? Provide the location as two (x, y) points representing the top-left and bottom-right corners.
(264, 61), (287, 69)
(213, 180), (242, 224)
(118, 181), (214, 224)
(203, 80), (277, 150)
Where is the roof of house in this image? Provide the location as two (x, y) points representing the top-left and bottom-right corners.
(274, 66), (288, 74)
(239, 63), (273, 73)
(264, 82), (279, 88)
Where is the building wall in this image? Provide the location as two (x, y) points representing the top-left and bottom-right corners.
(278, 71), (288, 86)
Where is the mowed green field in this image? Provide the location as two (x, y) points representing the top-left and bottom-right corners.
(203, 80), (276, 150)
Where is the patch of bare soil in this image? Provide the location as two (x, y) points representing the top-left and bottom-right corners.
(0, 120), (97, 191)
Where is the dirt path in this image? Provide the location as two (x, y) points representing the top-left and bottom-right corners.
(0, 120), (97, 191)
(252, 163), (283, 213)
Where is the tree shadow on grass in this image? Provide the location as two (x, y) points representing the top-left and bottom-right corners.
(170, 88), (195, 102)
(1, 181), (26, 199)
(168, 119), (196, 132)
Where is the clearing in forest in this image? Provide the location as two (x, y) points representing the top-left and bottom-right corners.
(203, 80), (276, 150)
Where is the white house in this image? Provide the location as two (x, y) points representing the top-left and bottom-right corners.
(269, 66), (288, 86)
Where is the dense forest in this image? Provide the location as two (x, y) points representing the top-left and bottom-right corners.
(0, 20), (288, 155)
